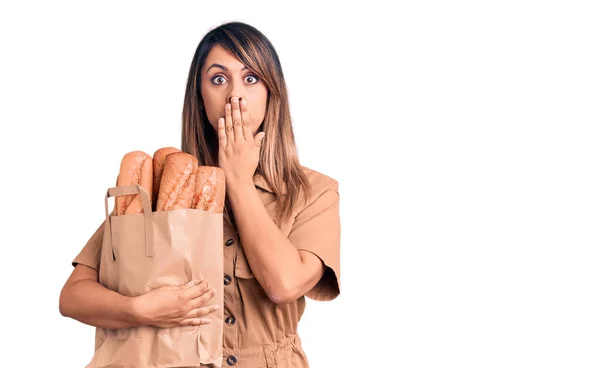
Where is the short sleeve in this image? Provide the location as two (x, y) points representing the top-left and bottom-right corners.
(71, 220), (105, 271)
(288, 182), (341, 301)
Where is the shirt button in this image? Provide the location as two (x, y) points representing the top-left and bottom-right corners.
(225, 238), (234, 247)
(226, 355), (237, 366)
(224, 275), (232, 285)
(225, 316), (236, 325)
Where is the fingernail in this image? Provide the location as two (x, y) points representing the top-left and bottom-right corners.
(213, 305), (220, 311)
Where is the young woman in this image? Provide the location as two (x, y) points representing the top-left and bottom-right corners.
(60, 21), (341, 367)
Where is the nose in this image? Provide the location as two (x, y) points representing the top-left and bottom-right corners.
(226, 80), (244, 104)
(226, 94), (242, 104)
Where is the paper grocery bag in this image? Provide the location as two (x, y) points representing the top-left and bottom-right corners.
(87, 184), (224, 368)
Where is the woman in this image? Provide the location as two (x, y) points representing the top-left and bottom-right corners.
(60, 21), (341, 367)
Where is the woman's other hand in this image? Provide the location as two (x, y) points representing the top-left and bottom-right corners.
(132, 279), (219, 328)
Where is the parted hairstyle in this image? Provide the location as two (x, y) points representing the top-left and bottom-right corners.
(181, 21), (311, 227)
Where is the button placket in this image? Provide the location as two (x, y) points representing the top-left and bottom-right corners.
(226, 355), (237, 366)
(225, 315), (236, 325)
(222, 229), (237, 350)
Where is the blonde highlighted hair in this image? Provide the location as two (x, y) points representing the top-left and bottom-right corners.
(181, 21), (310, 227)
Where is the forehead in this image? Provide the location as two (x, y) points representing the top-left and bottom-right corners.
(203, 44), (245, 71)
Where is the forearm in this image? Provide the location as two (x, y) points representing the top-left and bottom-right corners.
(60, 278), (139, 329)
(227, 181), (305, 301)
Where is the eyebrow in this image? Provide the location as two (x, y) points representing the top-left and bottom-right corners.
(206, 63), (248, 74)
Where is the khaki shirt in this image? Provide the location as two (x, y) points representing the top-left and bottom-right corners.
(72, 166), (341, 368)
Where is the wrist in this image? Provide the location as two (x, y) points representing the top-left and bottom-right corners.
(227, 178), (255, 196)
(127, 296), (147, 325)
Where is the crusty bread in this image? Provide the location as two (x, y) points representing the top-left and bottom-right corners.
(192, 166), (226, 213)
(116, 151), (153, 215)
(156, 152), (198, 211)
(113, 148), (226, 214)
(152, 147), (180, 211)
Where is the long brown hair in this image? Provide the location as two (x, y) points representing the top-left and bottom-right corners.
(181, 21), (310, 227)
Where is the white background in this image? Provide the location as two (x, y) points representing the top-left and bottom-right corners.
(1, 1), (599, 367)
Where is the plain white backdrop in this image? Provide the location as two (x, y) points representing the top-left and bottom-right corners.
(1, 1), (599, 367)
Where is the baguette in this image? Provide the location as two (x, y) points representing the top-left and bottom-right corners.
(115, 151), (153, 215)
(152, 147), (181, 211)
(192, 166), (226, 213)
(156, 152), (198, 211)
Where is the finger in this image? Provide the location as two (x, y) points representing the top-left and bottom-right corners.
(218, 117), (227, 148)
(179, 317), (212, 326)
(178, 278), (201, 290)
(184, 304), (220, 319)
(254, 132), (265, 149)
(225, 103), (234, 143)
(231, 96), (244, 141)
(189, 286), (216, 307)
(240, 98), (252, 140)
(180, 280), (210, 301)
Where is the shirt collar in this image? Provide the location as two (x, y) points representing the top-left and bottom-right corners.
(253, 172), (287, 195)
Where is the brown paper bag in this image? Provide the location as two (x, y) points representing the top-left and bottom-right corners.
(86, 184), (224, 368)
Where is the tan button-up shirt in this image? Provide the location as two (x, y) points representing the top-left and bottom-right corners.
(72, 166), (341, 367)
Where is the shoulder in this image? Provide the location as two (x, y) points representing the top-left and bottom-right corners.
(300, 165), (339, 203)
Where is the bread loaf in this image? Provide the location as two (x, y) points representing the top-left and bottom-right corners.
(116, 151), (153, 215)
(152, 147), (180, 211)
(156, 152), (198, 211)
(113, 148), (226, 215)
(192, 166), (226, 213)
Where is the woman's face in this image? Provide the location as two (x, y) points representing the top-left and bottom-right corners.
(201, 44), (268, 137)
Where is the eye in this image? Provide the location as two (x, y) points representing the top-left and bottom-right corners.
(245, 75), (259, 84)
(211, 75), (226, 85)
